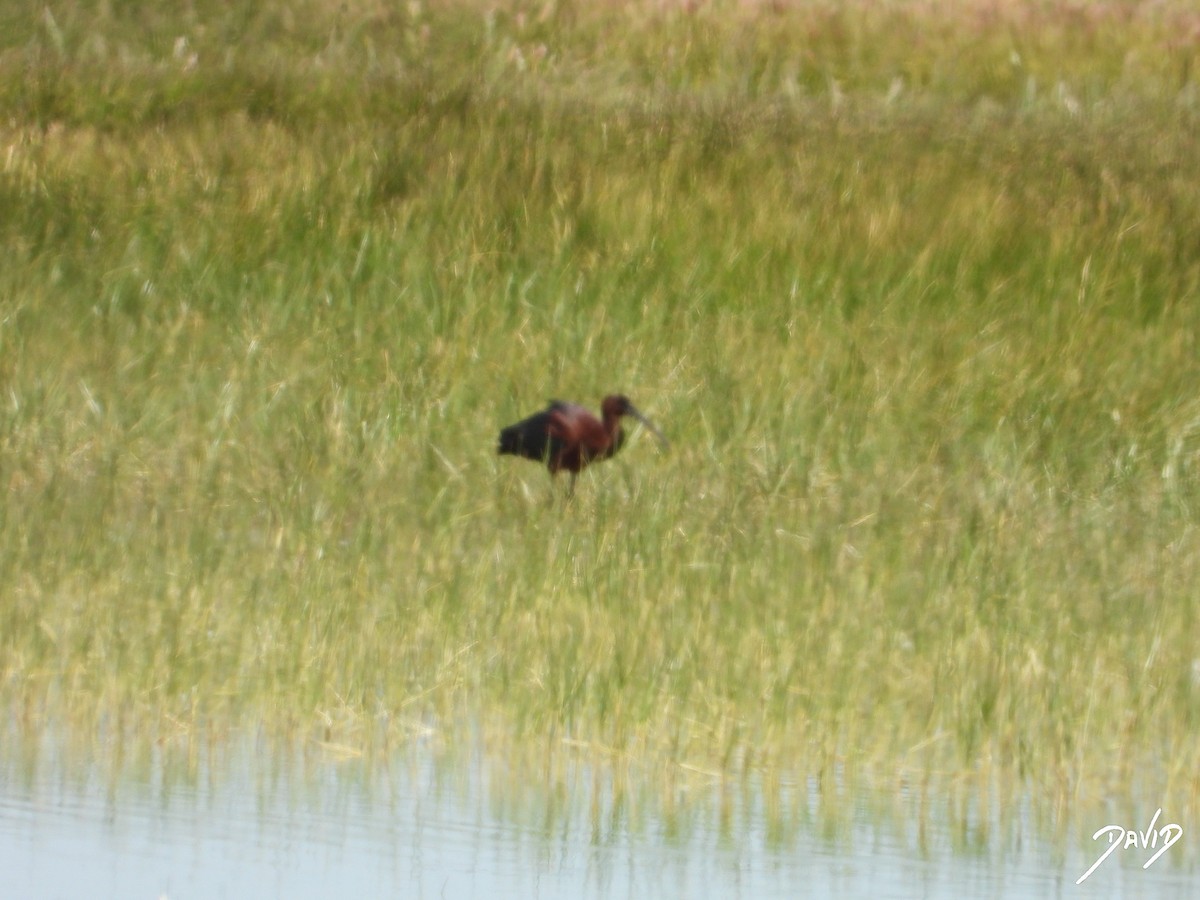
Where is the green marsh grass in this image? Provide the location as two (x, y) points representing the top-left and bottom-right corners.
(3, 0), (1200, 844)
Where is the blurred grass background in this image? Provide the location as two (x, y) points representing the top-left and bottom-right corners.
(2, 0), (1200, 836)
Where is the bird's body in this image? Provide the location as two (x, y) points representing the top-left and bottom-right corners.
(497, 394), (667, 490)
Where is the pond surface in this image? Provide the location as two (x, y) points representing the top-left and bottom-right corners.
(0, 731), (1194, 899)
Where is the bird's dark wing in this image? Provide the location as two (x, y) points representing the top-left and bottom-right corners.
(497, 405), (566, 462)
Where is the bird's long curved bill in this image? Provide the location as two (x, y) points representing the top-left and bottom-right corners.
(629, 406), (670, 450)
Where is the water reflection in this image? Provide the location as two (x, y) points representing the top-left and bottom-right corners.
(0, 728), (1194, 899)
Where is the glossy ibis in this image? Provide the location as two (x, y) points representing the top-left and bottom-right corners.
(497, 394), (668, 493)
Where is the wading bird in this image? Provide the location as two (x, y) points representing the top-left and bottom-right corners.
(497, 394), (668, 493)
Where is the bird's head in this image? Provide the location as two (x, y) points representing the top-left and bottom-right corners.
(602, 395), (669, 450)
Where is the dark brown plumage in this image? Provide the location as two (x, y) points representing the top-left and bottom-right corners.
(497, 394), (668, 491)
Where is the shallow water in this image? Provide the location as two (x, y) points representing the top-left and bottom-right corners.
(0, 732), (1194, 899)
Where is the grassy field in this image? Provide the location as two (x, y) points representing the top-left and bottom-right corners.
(3, 0), (1200, 841)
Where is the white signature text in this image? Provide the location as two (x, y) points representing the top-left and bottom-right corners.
(1077, 808), (1183, 884)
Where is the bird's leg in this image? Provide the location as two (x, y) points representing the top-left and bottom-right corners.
(568, 471), (577, 499)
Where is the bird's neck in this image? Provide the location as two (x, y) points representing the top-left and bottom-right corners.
(606, 417), (626, 454)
